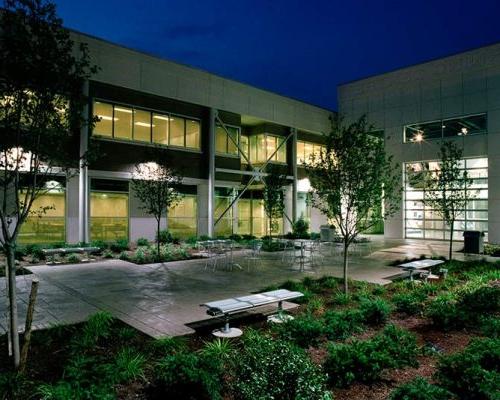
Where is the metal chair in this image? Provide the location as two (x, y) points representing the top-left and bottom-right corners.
(246, 240), (263, 271)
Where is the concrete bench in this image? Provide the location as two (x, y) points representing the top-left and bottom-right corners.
(43, 247), (101, 264)
(201, 289), (303, 337)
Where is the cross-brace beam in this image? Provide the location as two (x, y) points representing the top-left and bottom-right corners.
(213, 119), (294, 228)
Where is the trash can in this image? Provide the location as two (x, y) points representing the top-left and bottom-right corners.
(463, 230), (484, 254)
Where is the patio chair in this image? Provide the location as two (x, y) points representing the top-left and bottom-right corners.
(304, 239), (324, 267)
(246, 240), (263, 271)
(281, 239), (296, 265)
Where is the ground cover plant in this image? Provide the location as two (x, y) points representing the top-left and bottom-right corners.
(1, 259), (498, 399)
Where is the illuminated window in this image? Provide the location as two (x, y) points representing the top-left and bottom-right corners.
(90, 179), (129, 242)
(114, 106), (133, 140)
(185, 120), (200, 149)
(296, 140), (325, 165)
(248, 134), (287, 164)
(215, 123), (240, 155)
(214, 188), (234, 236)
(240, 135), (249, 162)
(19, 181), (66, 244)
(404, 157), (488, 241)
(93, 102), (113, 137)
(236, 193), (283, 238)
(170, 117), (185, 147)
(152, 113), (169, 145)
(168, 194), (197, 238)
(92, 101), (200, 150)
(133, 109), (151, 142)
(405, 114), (487, 142)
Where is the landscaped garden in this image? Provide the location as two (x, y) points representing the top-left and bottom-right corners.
(0, 259), (498, 399)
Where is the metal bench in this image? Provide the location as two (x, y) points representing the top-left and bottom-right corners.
(43, 247), (101, 264)
(201, 289), (303, 337)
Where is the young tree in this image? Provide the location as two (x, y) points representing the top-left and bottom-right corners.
(131, 159), (182, 257)
(0, 0), (96, 367)
(421, 141), (474, 260)
(262, 165), (288, 238)
(306, 115), (401, 293)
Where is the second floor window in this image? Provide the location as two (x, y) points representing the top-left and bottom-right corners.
(297, 140), (325, 165)
(215, 123), (240, 155)
(93, 100), (201, 150)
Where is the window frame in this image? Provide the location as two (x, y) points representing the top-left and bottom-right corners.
(92, 99), (202, 152)
(215, 122), (241, 157)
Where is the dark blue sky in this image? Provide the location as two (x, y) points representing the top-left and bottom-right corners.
(54, 0), (500, 111)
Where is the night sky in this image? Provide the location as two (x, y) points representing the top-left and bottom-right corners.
(54, 0), (500, 111)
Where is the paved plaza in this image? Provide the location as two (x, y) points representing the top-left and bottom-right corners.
(0, 238), (476, 338)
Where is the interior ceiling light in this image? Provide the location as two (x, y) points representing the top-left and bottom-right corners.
(114, 107), (132, 113)
(135, 122), (155, 127)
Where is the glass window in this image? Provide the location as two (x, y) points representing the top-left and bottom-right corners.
(405, 114), (487, 142)
(134, 109), (151, 142)
(250, 135), (258, 163)
(214, 191), (233, 237)
(114, 106), (133, 140)
(297, 141), (305, 164)
(404, 157), (488, 240)
(215, 126), (227, 153)
(266, 135), (276, 161)
(185, 120), (200, 149)
(227, 127), (239, 155)
(170, 117), (185, 147)
(93, 101), (113, 137)
(168, 194), (197, 238)
(277, 137), (286, 163)
(19, 185), (66, 244)
(152, 114), (169, 145)
(240, 135), (249, 162)
(237, 199), (251, 235)
(90, 191), (129, 242)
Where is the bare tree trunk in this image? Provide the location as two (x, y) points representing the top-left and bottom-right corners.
(5, 243), (20, 368)
(343, 239), (349, 294)
(449, 220), (454, 261)
(19, 279), (39, 373)
(156, 217), (161, 261)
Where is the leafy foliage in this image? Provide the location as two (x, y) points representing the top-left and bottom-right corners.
(274, 313), (325, 347)
(435, 338), (500, 400)
(323, 309), (364, 341)
(392, 291), (427, 315)
(358, 297), (391, 325)
(389, 377), (453, 400)
(262, 164), (288, 237)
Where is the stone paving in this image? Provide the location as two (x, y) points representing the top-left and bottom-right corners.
(0, 237), (482, 338)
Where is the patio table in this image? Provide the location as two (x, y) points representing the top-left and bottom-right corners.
(398, 259), (445, 281)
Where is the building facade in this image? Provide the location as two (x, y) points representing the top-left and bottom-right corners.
(18, 31), (332, 245)
(339, 42), (500, 243)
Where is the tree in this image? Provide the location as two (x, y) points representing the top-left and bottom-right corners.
(131, 158), (182, 257)
(262, 164), (288, 238)
(421, 141), (474, 260)
(305, 115), (400, 293)
(0, 0), (96, 367)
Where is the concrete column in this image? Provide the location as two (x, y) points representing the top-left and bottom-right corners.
(232, 189), (239, 235)
(284, 184), (294, 234)
(291, 127), (298, 222)
(197, 183), (210, 236)
(78, 80), (90, 243)
(207, 108), (216, 237)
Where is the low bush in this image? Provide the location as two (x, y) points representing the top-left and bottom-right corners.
(331, 291), (352, 306)
(323, 309), (364, 341)
(0, 371), (31, 400)
(232, 333), (332, 400)
(25, 243), (45, 260)
(480, 316), (500, 338)
(66, 254), (81, 264)
(118, 251), (130, 261)
(435, 337), (500, 400)
(392, 291), (427, 315)
(359, 297), (391, 325)
(90, 240), (108, 250)
(426, 293), (467, 330)
(458, 284), (500, 314)
(275, 313), (324, 347)
(112, 348), (146, 382)
(110, 239), (129, 253)
(324, 324), (419, 387)
(157, 229), (173, 244)
(77, 311), (114, 348)
(102, 250), (114, 259)
(261, 239), (285, 252)
(389, 377), (452, 400)
(484, 243), (500, 257)
(148, 352), (222, 400)
(136, 237), (149, 247)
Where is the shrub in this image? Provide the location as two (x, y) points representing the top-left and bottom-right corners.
(78, 311), (114, 348)
(458, 285), (500, 314)
(102, 250), (114, 259)
(323, 309), (363, 341)
(331, 291), (352, 306)
(275, 314), (324, 347)
(130, 247), (156, 264)
(110, 239), (129, 253)
(149, 352), (222, 400)
(426, 293), (467, 330)
(25, 243), (45, 260)
(436, 337), (500, 400)
(157, 229), (173, 244)
(232, 333), (332, 400)
(393, 291), (427, 315)
(324, 325), (418, 387)
(136, 237), (150, 247)
(292, 217), (310, 239)
(66, 253), (81, 264)
(307, 296), (325, 315)
(0, 371), (31, 400)
(150, 337), (188, 355)
(90, 240), (108, 250)
(484, 243), (500, 257)
(359, 297), (391, 325)
(112, 348), (146, 382)
(199, 338), (234, 367)
(116, 327), (138, 342)
(480, 316), (500, 338)
(118, 251), (130, 261)
(389, 377), (452, 400)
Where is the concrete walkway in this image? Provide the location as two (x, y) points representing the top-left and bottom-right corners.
(0, 238), (483, 338)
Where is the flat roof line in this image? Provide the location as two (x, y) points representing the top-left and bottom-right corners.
(338, 39), (500, 87)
